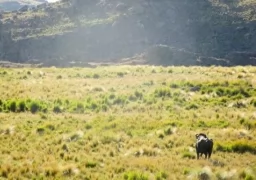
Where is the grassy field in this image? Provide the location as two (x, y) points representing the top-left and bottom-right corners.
(0, 65), (256, 180)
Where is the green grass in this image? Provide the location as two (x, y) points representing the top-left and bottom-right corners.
(0, 66), (256, 179)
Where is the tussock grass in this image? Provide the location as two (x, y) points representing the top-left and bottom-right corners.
(0, 66), (256, 179)
(216, 141), (256, 154)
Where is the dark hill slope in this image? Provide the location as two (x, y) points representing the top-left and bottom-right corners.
(0, 0), (256, 66)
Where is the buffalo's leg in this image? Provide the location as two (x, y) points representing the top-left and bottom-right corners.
(208, 151), (212, 159)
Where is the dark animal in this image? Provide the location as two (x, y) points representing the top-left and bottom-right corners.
(195, 133), (213, 159)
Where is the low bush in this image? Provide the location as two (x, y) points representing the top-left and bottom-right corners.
(156, 171), (168, 180)
(109, 94), (116, 100)
(92, 87), (104, 92)
(117, 72), (126, 77)
(154, 88), (171, 98)
(124, 171), (148, 180)
(101, 104), (108, 112)
(85, 162), (97, 168)
(182, 152), (196, 159)
(134, 90), (143, 99)
(185, 103), (199, 110)
(216, 141), (256, 154)
(29, 101), (41, 114)
(73, 102), (84, 113)
(17, 100), (26, 112)
(56, 75), (62, 79)
(113, 96), (127, 105)
(240, 119), (256, 130)
(53, 105), (62, 113)
(92, 73), (100, 79)
(7, 100), (17, 112)
(239, 170), (255, 180)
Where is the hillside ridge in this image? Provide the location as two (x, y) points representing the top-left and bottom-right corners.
(0, 0), (256, 66)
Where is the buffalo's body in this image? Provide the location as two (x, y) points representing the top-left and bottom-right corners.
(195, 134), (213, 159)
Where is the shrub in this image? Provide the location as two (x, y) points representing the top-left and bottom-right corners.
(29, 101), (41, 114)
(216, 141), (256, 154)
(168, 69), (173, 73)
(73, 102), (84, 113)
(85, 162), (97, 168)
(154, 88), (171, 98)
(7, 100), (17, 112)
(185, 103), (199, 110)
(208, 120), (230, 128)
(129, 95), (137, 101)
(232, 143), (256, 154)
(93, 73), (100, 79)
(124, 171), (148, 180)
(109, 94), (115, 100)
(89, 102), (98, 110)
(37, 128), (45, 135)
(56, 75), (62, 79)
(164, 127), (172, 135)
(40, 113), (47, 119)
(198, 171), (211, 180)
(113, 96), (126, 105)
(134, 90), (143, 99)
(117, 72), (125, 77)
(53, 105), (62, 113)
(240, 119), (256, 130)
(54, 98), (62, 105)
(245, 175), (254, 180)
(92, 87), (104, 92)
(101, 104), (108, 112)
(143, 80), (154, 86)
(182, 152), (196, 159)
(197, 121), (207, 127)
(151, 69), (157, 73)
(143, 96), (156, 105)
(216, 88), (225, 96)
(239, 171), (255, 180)
(101, 135), (115, 144)
(251, 99), (256, 107)
(17, 100), (26, 112)
(170, 83), (179, 88)
(156, 171), (168, 180)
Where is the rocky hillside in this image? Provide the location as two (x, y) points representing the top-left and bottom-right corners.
(0, 0), (47, 11)
(0, 0), (256, 66)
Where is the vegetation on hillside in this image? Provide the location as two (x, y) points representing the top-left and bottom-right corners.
(1, 0), (256, 65)
(0, 66), (256, 179)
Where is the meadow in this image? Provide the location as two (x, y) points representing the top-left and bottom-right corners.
(0, 65), (256, 180)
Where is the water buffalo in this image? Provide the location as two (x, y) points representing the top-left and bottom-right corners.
(195, 133), (213, 159)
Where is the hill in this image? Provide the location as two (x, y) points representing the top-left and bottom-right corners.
(0, 0), (256, 66)
(0, 0), (47, 11)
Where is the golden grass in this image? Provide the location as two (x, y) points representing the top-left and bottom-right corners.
(0, 66), (256, 179)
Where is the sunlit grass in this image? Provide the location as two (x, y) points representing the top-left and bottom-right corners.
(0, 66), (256, 179)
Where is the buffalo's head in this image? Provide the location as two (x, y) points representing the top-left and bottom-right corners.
(195, 133), (207, 140)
